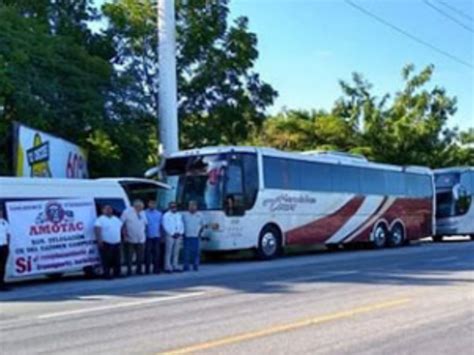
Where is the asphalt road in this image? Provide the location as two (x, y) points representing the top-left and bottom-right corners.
(0, 240), (473, 355)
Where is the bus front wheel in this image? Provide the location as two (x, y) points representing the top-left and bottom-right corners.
(433, 235), (443, 243)
(257, 225), (282, 260)
(470, 235), (474, 241)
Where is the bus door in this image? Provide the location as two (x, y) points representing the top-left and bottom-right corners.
(223, 155), (246, 243)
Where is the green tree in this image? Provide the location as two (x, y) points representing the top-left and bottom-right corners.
(448, 128), (474, 166)
(253, 64), (470, 168)
(103, 0), (277, 149)
(0, 4), (113, 175)
(254, 109), (358, 152)
(371, 64), (458, 167)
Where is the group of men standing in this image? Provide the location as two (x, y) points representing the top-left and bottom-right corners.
(94, 200), (205, 279)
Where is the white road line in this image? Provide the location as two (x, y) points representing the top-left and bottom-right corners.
(37, 291), (206, 320)
(78, 295), (119, 300)
(273, 271), (359, 284)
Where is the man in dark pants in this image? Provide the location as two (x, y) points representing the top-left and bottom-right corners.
(0, 208), (11, 291)
(94, 205), (123, 279)
(144, 200), (163, 274)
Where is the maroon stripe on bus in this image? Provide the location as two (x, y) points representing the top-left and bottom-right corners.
(286, 196), (365, 245)
(349, 198), (433, 242)
(340, 196), (388, 243)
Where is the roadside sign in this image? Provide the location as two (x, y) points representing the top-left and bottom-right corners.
(14, 123), (89, 178)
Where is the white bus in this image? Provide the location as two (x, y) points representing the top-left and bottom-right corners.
(0, 177), (169, 279)
(434, 167), (474, 241)
(160, 146), (435, 259)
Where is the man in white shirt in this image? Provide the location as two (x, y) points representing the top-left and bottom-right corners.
(162, 201), (184, 273)
(94, 205), (123, 279)
(183, 201), (205, 272)
(0, 208), (11, 291)
(121, 200), (147, 276)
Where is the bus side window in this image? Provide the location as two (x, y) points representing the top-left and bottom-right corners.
(242, 154), (259, 209)
(461, 172), (472, 193)
(227, 164), (244, 195)
(331, 165), (361, 194)
(95, 198), (126, 217)
(263, 157), (288, 189)
(385, 171), (405, 196)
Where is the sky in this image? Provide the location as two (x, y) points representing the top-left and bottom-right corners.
(94, 0), (474, 130)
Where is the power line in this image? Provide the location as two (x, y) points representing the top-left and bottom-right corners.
(435, 0), (473, 22)
(344, 0), (473, 69)
(423, 0), (473, 33)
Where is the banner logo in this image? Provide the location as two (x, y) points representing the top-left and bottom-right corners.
(31, 202), (83, 236)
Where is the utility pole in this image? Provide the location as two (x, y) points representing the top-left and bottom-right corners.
(157, 0), (179, 156)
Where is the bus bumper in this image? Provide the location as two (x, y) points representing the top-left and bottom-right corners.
(200, 234), (241, 251)
(436, 217), (465, 236)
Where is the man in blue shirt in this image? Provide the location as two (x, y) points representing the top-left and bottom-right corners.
(144, 200), (163, 274)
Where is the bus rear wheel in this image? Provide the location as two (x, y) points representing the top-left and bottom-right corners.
(388, 223), (404, 247)
(257, 225), (282, 260)
(433, 235), (443, 243)
(470, 235), (474, 241)
(372, 224), (388, 249)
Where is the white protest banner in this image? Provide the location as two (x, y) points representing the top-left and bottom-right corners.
(6, 199), (100, 277)
(14, 123), (89, 178)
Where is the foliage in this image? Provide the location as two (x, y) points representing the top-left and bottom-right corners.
(103, 0), (277, 149)
(0, 0), (471, 177)
(254, 64), (473, 169)
(0, 3), (112, 175)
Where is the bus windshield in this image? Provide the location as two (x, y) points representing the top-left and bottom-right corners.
(435, 172), (472, 218)
(163, 154), (227, 210)
(435, 173), (459, 188)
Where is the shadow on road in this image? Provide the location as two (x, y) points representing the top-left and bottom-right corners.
(1, 240), (473, 303)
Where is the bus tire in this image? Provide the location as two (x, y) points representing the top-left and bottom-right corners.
(432, 235), (443, 243)
(388, 223), (405, 248)
(257, 225), (282, 260)
(470, 235), (474, 241)
(372, 223), (388, 249)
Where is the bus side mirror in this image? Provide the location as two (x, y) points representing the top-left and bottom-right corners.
(454, 186), (471, 215)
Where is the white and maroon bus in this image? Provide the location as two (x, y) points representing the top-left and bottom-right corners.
(160, 146), (435, 259)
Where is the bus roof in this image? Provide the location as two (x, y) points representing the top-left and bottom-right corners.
(97, 178), (170, 190)
(166, 146), (433, 175)
(0, 177), (117, 187)
(0, 177), (170, 189)
(434, 167), (474, 174)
